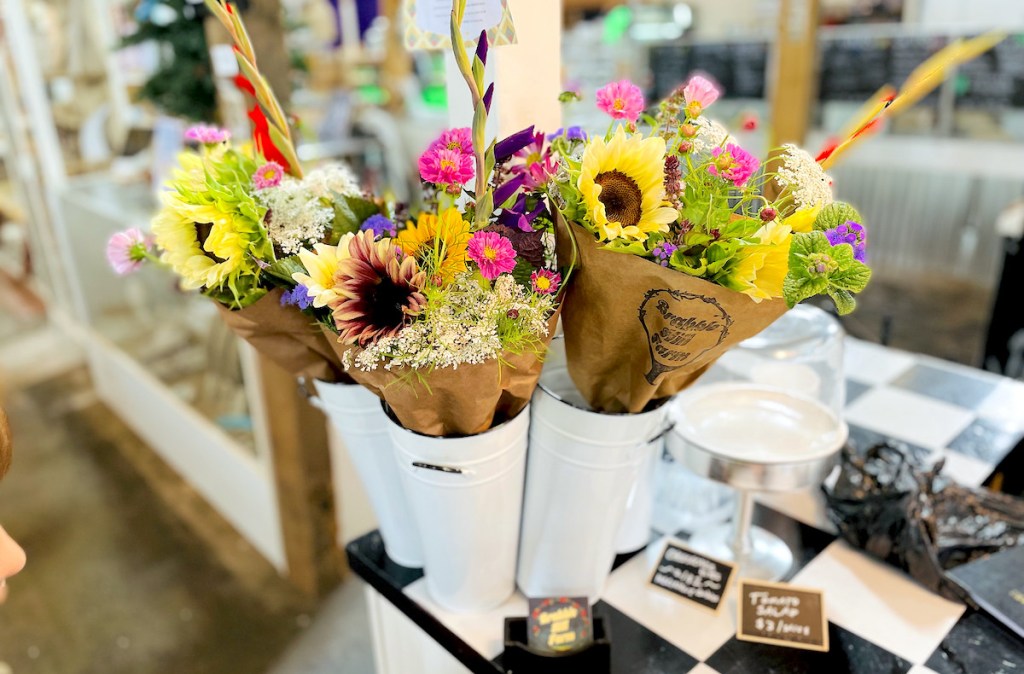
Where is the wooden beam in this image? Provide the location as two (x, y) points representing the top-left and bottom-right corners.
(258, 355), (343, 599)
(768, 0), (820, 147)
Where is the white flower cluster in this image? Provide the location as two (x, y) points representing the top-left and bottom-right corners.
(303, 164), (361, 200)
(257, 164), (362, 256)
(691, 117), (735, 155)
(350, 274), (554, 372)
(257, 178), (334, 255)
(775, 144), (834, 209)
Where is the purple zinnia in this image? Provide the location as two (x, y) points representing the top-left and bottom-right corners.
(825, 220), (867, 262)
(281, 284), (313, 310)
(361, 214), (397, 238)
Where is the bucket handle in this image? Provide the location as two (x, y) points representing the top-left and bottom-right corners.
(411, 461), (472, 476)
(297, 376), (327, 412)
(646, 421), (675, 446)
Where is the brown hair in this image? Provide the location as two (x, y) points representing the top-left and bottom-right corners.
(0, 407), (10, 480)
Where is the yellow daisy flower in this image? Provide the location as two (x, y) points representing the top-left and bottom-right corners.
(578, 127), (679, 242)
(723, 220), (793, 302)
(292, 234), (355, 308)
(396, 207), (471, 285)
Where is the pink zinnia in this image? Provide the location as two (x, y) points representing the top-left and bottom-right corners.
(530, 269), (561, 295)
(418, 147), (475, 190)
(185, 124), (230, 144)
(595, 80), (645, 122)
(709, 144), (760, 187)
(106, 228), (150, 275)
(467, 231), (517, 280)
(429, 127), (473, 155)
(253, 161), (284, 189)
(682, 74), (720, 118)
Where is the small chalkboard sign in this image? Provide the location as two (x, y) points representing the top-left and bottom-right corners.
(737, 579), (829, 652)
(648, 541), (735, 612)
(527, 597), (593, 653)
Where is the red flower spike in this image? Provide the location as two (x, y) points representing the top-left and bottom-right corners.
(247, 105), (291, 173)
(234, 74), (257, 98)
(815, 138), (839, 163)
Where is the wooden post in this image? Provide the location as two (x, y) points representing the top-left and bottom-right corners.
(380, 0), (413, 113)
(768, 0), (820, 147)
(258, 357), (343, 599)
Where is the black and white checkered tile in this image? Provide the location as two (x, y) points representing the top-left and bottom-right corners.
(348, 338), (1024, 674)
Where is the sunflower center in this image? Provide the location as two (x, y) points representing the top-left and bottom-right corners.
(595, 170), (643, 226)
(369, 278), (413, 329)
(194, 222), (227, 263)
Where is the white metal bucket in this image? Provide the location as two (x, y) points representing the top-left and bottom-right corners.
(614, 436), (663, 553)
(311, 380), (424, 568)
(388, 405), (530, 614)
(516, 340), (670, 600)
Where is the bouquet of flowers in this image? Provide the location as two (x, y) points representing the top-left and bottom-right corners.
(107, 0), (385, 383)
(546, 76), (870, 413)
(288, 2), (566, 437)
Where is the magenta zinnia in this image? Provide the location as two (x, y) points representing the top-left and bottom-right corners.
(330, 231), (428, 346)
(418, 146), (475, 192)
(467, 231), (517, 280)
(709, 144), (760, 187)
(530, 269), (561, 295)
(596, 80), (645, 122)
(429, 127), (473, 155)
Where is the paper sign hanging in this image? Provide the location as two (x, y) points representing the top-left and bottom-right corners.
(402, 0), (517, 52)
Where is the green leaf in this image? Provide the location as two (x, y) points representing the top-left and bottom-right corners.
(328, 194), (380, 243)
(484, 140), (496, 179)
(813, 202), (863, 232)
(783, 274), (828, 308)
(831, 260), (872, 292)
(602, 240), (648, 255)
(510, 257), (535, 288)
(789, 231), (832, 261)
(828, 288), (857, 315)
(669, 250), (708, 276)
(265, 256), (307, 288)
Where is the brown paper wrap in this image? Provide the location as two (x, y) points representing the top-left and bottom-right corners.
(325, 311), (561, 437)
(216, 288), (351, 383)
(557, 218), (787, 414)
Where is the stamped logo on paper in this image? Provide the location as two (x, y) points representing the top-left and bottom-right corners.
(639, 289), (731, 384)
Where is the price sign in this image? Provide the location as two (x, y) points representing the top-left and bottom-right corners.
(648, 541), (735, 613)
(737, 580), (829, 652)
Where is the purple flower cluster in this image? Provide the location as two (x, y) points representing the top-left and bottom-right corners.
(361, 214), (397, 238)
(825, 220), (867, 262)
(652, 242), (677, 267)
(281, 284), (313, 310)
(547, 126), (588, 143)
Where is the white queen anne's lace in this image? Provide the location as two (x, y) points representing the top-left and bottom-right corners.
(775, 144), (834, 209)
(350, 273), (554, 372)
(257, 163), (362, 255)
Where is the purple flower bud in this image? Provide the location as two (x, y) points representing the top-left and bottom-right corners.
(492, 174), (526, 207)
(546, 126), (588, 142)
(474, 30), (489, 65)
(494, 125), (536, 162)
(482, 83), (494, 113)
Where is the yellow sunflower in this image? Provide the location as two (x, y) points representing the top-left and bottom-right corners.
(396, 207), (471, 285)
(578, 127), (679, 242)
(721, 220), (792, 302)
(151, 149), (272, 306)
(783, 204), (821, 233)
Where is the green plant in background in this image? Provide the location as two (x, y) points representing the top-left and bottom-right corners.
(121, 0), (218, 122)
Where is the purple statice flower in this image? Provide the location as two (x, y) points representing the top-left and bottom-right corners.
(652, 242), (677, 267)
(547, 126), (588, 142)
(360, 214), (397, 238)
(281, 284), (313, 310)
(825, 220), (867, 262)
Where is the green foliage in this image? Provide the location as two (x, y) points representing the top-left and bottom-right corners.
(264, 256), (306, 289)
(121, 1), (217, 121)
(783, 231), (872, 314)
(813, 202), (863, 232)
(327, 194), (381, 243)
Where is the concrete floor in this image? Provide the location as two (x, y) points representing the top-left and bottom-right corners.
(0, 370), (374, 674)
(0, 270), (997, 674)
